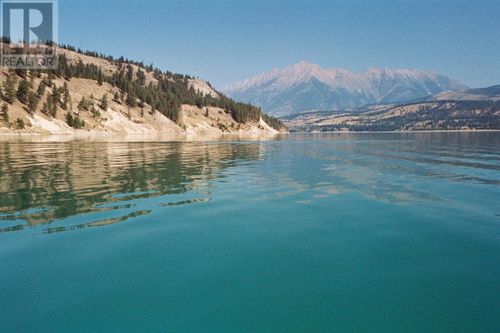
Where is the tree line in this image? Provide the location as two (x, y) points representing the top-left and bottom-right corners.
(56, 44), (283, 124)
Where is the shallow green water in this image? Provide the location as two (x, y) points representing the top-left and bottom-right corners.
(1, 132), (499, 332)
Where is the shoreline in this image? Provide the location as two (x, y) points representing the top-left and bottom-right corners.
(1, 130), (498, 143)
(288, 129), (500, 134)
(0, 131), (285, 142)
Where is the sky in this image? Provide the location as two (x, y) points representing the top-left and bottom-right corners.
(59, 0), (500, 89)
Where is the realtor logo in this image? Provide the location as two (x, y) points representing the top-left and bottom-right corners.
(0, 0), (58, 69)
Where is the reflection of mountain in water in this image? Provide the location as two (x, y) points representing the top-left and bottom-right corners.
(254, 132), (500, 204)
(0, 142), (262, 232)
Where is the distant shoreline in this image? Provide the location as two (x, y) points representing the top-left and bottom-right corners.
(288, 129), (500, 133)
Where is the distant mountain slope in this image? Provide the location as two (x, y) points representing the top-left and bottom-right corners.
(284, 84), (500, 132)
(430, 84), (500, 101)
(224, 61), (468, 116)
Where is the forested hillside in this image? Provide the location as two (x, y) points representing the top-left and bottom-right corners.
(0, 41), (286, 134)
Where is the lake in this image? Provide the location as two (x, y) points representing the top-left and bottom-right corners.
(1, 132), (499, 332)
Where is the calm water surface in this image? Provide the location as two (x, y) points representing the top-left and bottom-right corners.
(1, 132), (499, 332)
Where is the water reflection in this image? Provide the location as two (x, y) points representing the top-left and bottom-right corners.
(1, 132), (499, 234)
(0, 142), (262, 233)
(255, 132), (500, 204)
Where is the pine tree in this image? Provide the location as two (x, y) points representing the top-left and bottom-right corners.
(42, 92), (57, 117)
(126, 89), (136, 106)
(41, 101), (48, 115)
(3, 76), (18, 104)
(51, 86), (61, 107)
(137, 69), (146, 85)
(73, 116), (84, 129)
(91, 106), (100, 118)
(36, 81), (46, 97)
(16, 79), (31, 104)
(100, 94), (108, 110)
(62, 82), (70, 110)
(126, 64), (133, 81)
(1, 103), (9, 122)
(97, 69), (103, 85)
(47, 72), (53, 86)
(27, 92), (38, 114)
(65, 112), (74, 127)
(15, 118), (25, 129)
(78, 96), (91, 111)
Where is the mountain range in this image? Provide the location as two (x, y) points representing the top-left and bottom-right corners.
(224, 61), (468, 116)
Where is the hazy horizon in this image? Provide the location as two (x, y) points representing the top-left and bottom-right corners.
(56, 0), (500, 89)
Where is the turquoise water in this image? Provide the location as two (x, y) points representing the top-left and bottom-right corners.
(1, 132), (499, 332)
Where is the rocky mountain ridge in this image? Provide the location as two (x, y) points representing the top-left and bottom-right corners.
(225, 61), (467, 116)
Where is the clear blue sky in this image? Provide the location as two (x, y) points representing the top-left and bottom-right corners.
(59, 0), (500, 89)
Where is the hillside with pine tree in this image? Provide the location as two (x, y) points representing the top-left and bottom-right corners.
(0, 42), (286, 136)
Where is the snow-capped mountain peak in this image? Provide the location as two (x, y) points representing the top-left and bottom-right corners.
(224, 61), (467, 116)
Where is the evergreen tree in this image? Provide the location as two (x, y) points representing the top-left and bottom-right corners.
(36, 81), (46, 97)
(137, 69), (146, 85)
(2, 76), (16, 104)
(15, 118), (25, 129)
(43, 93), (51, 114)
(42, 93), (57, 117)
(73, 116), (84, 129)
(100, 94), (108, 110)
(78, 96), (91, 111)
(1, 103), (8, 122)
(27, 92), (38, 114)
(65, 112), (74, 127)
(91, 106), (100, 118)
(126, 90), (136, 106)
(97, 69), (104, 85)
(16, 79), (31, 104)
(51, 87), (61, 107)
(126, 64), (133, 81)
(62, 82), (70, 110)
(47, 72), (54, 86)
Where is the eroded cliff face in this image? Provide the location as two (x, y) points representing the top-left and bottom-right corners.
(0, 98), (280, 138)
